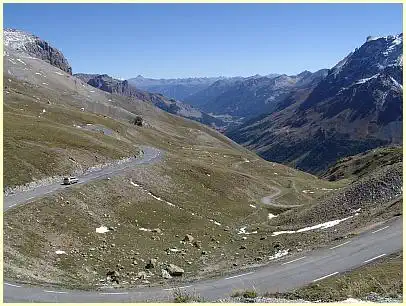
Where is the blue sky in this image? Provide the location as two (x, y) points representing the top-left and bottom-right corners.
(4, 3), (403, 79)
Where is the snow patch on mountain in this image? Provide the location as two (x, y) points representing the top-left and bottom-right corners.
(366, 36), (380, 42)
(381, 34), (403, 58)
(356, 74), (380, 84)
(4, 29), (36, 50)
(389, 34), (403, 48)
(389, 76), (403, 89)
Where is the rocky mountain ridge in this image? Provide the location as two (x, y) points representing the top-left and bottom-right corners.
(184, 70), (329, 119)
(4, 28), (72, 74)
(128, 75), (226, 101)
(226, 33), (403, 174)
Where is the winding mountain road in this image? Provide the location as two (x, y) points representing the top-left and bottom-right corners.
(260, 187), (282, 205)
(3, 146), (162, 211)
(260, 187), (302, 208)
(3, 146), (402, 302)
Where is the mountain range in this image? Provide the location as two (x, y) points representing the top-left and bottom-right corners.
(226, 34), (403, 173)
(4, 28), (402, 175)
(74, 73), (225, 128)
(184, 71), (328, 119)
(128, 75), (226, 101)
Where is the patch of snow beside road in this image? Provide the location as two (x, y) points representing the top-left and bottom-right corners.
(272, 215), (355, 236)
(269, 249), (289, 260)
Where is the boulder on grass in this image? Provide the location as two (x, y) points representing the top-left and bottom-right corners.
(161, 269), (172, 279)
(166, 264), (184, 276)
(183, 234), (194, 242)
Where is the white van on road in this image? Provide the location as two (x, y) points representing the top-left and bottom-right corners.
(63, 176), (79, 185)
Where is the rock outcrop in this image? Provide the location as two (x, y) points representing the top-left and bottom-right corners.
(4, 28), (72, 74)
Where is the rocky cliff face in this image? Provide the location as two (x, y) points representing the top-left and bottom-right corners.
(75, 74), (140, 97)
(300, 33), (402, 114)
(227, 34), (403, 174)
(4, 28), (72, 74)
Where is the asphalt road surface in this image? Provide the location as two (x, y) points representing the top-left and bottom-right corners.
(4, 217), (402, 302)
(3, 146), (162, 211)
(3, 146), (402, 302)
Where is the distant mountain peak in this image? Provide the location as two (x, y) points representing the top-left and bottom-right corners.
(366, 35), (380, 42)
(366, 33), (403, 43)
(329, 32), (402, 82)
(297, 70), (312, 78)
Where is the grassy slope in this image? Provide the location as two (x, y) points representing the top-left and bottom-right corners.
(4, 77), (138, 187)
(322, 146), (403, 182)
